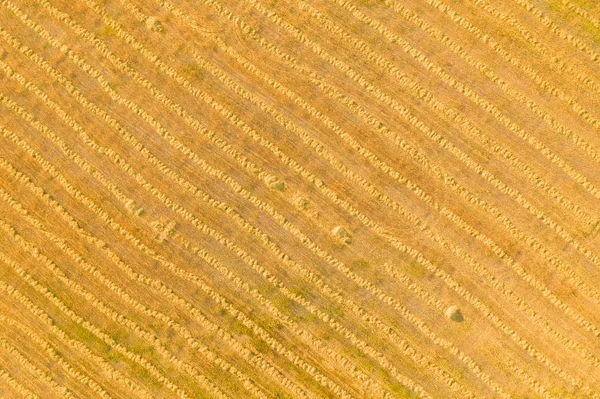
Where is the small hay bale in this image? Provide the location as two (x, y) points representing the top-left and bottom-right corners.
(332, 226), (352, 244)
(265, 175), (285, 191)
(151, 220), (176, 242)
(125, 199), (144, 216)
(445, 305), (463, 322)
(146, 17), (164, 33)
(293, 195), (309, 210)
(292, 194), (320, 218)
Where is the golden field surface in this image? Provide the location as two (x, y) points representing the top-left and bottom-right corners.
(2, 0), (600, 397)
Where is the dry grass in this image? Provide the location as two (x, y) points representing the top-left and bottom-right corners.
(1, 0), (600, 397)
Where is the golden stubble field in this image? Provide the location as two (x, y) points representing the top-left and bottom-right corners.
(2, 0), (600, 397)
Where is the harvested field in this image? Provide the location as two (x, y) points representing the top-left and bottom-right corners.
(2, 0), (600, 397)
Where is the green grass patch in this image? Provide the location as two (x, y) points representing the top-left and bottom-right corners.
(329, 304), (344, 318)
(105, 347), (127, 364)
(547, 389), (577, 399)
(253, 339), (270, 354)
(128, 361), (164, 390)
(547, 0), (563, 13)
(127, 339), (158, 359)
(547, 0), (600, 44)
(102, 25), (117, 37)
(390, 385), (421, 399)
(274, 392), (295, 399)
(231, 321), (254, 337)
(68, 323), (107, 354)
(356, 0), (378, 7)
(181, 63), (205, 79)
(404, 261), (426, 280)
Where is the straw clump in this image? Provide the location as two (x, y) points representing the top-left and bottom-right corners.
(146, 17), (164, 33)
(332, 226), (352, 244)
(445, 306), (464, 322)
